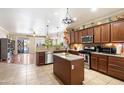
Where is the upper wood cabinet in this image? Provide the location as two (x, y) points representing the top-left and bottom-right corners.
(111, 20), (124, 42)
(70, 31), (75, 44)
(82, 29), (88, 36)
(87, 28), (94, 36)
(82, 28), (94, 36)
(101, 24), (111, 43)
(78, 30), (83, 43)
(74, 31), (79, 43)
(94, 26), (101, 43)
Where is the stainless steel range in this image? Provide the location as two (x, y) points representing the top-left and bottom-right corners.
(79, 46), (96, 69)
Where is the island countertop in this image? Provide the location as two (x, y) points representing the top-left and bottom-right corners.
(53, 53), (83, 61)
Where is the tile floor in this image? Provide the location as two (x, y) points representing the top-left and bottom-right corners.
(0, 62), (124, 85)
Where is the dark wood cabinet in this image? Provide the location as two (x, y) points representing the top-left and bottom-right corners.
(36, 52), (45, 66)
(111, 20), (124, 42)
(87, 28), (94, 35)
(91, 54), (98, 70)
(98, 55), (108, 74)
(0, 38), (11, 61)
(68, 50), (79, 55)
(78, 30), (83, 43)
(91, 54), (108, 74)
(94, 26), (101, 43)
(74, 31), (79, 43)
(108, 56), (124, 81)
(101, 24), (110, 43)
(53, 55), (84, 85)
(82, 29), (88, 36)
(70, 31), (75, 44)
(82, 28), (94, 36)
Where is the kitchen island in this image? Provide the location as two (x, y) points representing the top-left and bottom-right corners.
(53, 53), (84, 85)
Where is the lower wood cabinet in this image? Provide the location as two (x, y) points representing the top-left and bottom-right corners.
(91, 54), (98, 70)
(108, 57), (124, 81)
(91, 54), (108, 74)
(98, 55), (108, 74)
(36, 52), (45, 66)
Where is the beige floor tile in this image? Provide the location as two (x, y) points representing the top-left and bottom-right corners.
(85, 77), (108, 85)
(0, 62), (124, 85)
(107, 78), (124, 85)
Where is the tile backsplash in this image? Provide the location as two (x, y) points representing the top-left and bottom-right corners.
(104, 43), (124, 54)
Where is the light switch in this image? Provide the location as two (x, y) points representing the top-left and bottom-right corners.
(71, 65), (74, 70)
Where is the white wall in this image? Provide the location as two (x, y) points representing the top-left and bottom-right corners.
(0, 27), (8, 38)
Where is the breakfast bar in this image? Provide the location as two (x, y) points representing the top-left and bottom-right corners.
(53, 53), (84, 85)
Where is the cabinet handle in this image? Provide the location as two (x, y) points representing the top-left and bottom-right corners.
(71, 65), (74, 70)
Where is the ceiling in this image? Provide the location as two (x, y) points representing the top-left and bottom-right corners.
(0, 8), (124, 36)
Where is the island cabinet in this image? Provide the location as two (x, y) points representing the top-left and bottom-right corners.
(53, 53), (84, 85)
(108, 57), (124, 81)
(36, 52), (45, 66)
(91, 54), (108, 74)
(111, 20), (124, 42)
(70, 31), (75, 44)
(101, 24), (111, 43)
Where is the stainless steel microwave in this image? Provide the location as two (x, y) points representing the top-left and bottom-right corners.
(81, 35), (94, 43)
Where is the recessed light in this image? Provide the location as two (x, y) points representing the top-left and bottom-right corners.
(54, 12), (58, 15)
(73, 17), (77, 21)
(47, 20), (50, 23)
(91, 8), (97, 12)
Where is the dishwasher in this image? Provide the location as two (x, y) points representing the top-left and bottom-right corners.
(45, 51), (53, 64)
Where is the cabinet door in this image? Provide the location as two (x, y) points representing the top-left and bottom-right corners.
(87, 28), (94, 36)
(70, 31), (75, 43)
(91, 54), (98, 70)
(82, 29), (88, 36)
(78, 30), (83, 43)
(111, 20), (124, 42)
(74, 31), (79, 43)
(108, 57), (124, 81)
(101, 24), (110, 43)
(36, 52), (45, 66)
(94, 26), (101, 43)
(98, 55), (108, 74)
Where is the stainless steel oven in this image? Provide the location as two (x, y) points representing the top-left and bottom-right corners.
(81, 35), (93, 43)
(79, 46), (96, 69)
(79, 53), (90, 69)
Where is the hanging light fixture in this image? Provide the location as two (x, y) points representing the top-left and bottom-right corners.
(46, 25), (49, 36)
(62, 8), (74, 25)
(32, 32), (36, 37)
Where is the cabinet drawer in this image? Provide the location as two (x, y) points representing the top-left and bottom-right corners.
(108, 65), (124, 81)
(108, 57), (124, 67)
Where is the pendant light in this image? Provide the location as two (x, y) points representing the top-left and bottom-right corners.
(62, 8), (74, 25)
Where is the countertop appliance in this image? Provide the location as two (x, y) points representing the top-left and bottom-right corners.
(45, 51), (53, 64)
(99, 47), (116, 54)
(81, 35), (94, 43)
(79, 46), (96, 69)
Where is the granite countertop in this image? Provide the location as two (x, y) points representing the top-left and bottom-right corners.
(54, 53), (83, 61)
(91, 52), (124, 58)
